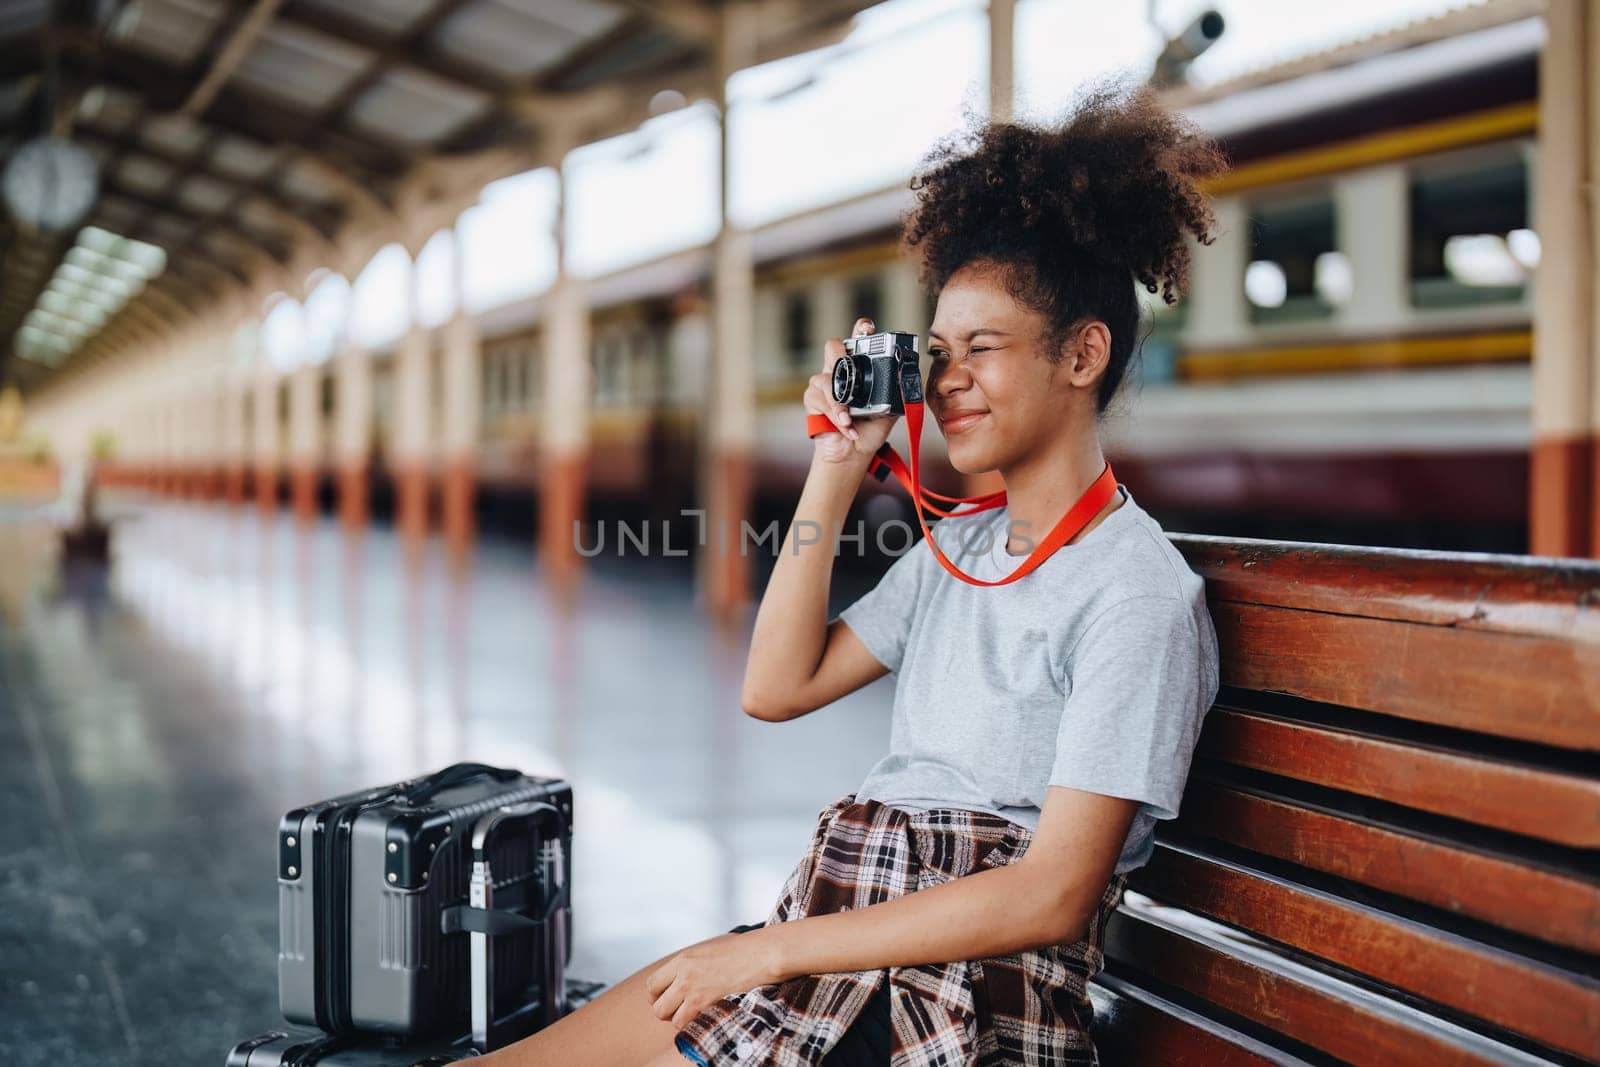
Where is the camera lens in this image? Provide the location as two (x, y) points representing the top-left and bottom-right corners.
(831, 357), (859, 406)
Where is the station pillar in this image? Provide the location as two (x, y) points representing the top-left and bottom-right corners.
(335, 341), (373, 532)
(698, 5), (759, 624)
(224, 321), (257, 506)
(440, 314), (480, 560)
(222, 366), (246, 505)
(441, 225), (480, 561)
(1530, 0), (1596, 558)
(539, 253), (591, 598)
(701, 227), (756, 623)
(393, 320), (433, 547)
(252, 360), (278, 513)
(288, 361), (321, 524)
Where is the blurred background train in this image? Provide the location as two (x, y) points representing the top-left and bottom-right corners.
(278, 6), (1541, 557)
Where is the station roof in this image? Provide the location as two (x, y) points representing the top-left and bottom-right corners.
(0, 0), (876, 390)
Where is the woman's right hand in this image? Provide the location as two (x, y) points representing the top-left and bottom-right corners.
(807, 316), (900, 466)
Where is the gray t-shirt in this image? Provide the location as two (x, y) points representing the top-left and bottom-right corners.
(835, 481), (1220, 875)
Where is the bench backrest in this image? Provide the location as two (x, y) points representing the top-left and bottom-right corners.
(1089, 536), (1600, 1066)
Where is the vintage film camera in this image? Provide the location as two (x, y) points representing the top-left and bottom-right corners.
(830, 330), (923, 417)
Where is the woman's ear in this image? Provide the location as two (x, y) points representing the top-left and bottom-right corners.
(1062, 321), (1113, 389)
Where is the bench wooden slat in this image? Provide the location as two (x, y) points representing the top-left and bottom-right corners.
(1104, 898), (1565, 1067)
(1178, 782), (1600, 954)
(1210, 602), (1600, 749)
(1172, 536), (1600, 644)
(1103, 539), (1600, 1063)
(1090, 972), (1313, 1067)
(1197, 707), (1600, 847)
(1130, 843), (1600, 1059)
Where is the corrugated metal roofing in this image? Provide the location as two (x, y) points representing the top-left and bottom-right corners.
(294, 0), (437, 39)
(0, 0), (878, 382)
(116, 0), (227, 68)
(230, 21), (375, 111)
(347, 68), (492, 146)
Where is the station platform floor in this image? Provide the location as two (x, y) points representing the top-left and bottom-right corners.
(0, 498), (894, 1065)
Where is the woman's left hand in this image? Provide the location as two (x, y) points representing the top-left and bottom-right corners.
(644, 929), (786, 1029)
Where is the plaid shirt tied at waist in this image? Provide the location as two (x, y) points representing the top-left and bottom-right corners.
(675, 792), (1129, 1066)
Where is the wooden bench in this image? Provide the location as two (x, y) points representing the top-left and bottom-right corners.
(1088, 537), (1600, 1066)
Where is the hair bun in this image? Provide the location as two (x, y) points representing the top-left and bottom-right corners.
(904, 75), (1229, 305)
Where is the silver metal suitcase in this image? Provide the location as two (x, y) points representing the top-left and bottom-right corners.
(277, 763), (574, 1042)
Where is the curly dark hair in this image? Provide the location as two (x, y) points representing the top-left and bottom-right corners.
(901, 76), (1229, 418)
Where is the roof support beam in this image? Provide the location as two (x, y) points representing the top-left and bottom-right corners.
(179, 0), (287, 118)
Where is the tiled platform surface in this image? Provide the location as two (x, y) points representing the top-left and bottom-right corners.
(0, 500), (893, 1066)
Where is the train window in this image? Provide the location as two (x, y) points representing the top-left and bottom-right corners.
(849, 275), (884, 330)
(594, 335), (624, 406)
(783, 290), (811, 373)
(319, 374), (335, 417)
(1409, 155), (1531, 307)
(632, 332), (658, 402)
(489, 355), (508, 412)
(524, 345), (541, 407)
(481, 356), (498, 419)
(514, 349), (531, 409)
(1245, 195), (1339, 323)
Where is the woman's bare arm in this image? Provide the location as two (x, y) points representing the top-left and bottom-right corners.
(741, 321), (899, 722)
(754, 786), (1137, 980)
(741, 455), (887, 721)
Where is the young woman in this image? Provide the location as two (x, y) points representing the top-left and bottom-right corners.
(483, 78), (1226, 1067)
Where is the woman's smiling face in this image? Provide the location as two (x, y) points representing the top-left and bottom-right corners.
(926, 260), (1102, 475)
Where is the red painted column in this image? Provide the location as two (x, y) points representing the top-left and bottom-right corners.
(338, 464), (368, 532)
(395, 465), (428, 543)
(256, 463), (278, 513)
(442, 460), (474, 561)
(540, 452), (587, 599)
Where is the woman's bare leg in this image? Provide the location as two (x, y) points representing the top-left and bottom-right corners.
(473, 947), (690, 1067)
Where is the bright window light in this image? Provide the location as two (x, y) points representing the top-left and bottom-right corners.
(414, 228), (458, 328)
(303, 272), (350, 363)
(1314, 251), (1353, 305)
(349, 242), (412, 349)
(1245, 260), (1288, 308)
(1507, 228), (1540, 269)
(261, 294), (307, 370)
(1443, 234), (1524, 286)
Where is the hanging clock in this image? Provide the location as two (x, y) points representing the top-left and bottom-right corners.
(3, 137), (99, 231)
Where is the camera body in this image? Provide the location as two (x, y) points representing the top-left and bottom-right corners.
(830, 331), (923, 417)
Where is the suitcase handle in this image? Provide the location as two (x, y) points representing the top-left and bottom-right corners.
(401, 762), (521, 806)
(462, 801), (572, 1051)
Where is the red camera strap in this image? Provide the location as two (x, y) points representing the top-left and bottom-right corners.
(805, 404), (1119, 587)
